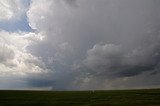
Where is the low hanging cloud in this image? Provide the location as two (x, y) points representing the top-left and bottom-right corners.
(83, 42), (160, 78)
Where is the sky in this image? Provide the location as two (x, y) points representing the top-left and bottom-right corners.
(0, 0), (160, 90)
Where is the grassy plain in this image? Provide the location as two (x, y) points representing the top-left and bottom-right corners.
(0, 89), (160, 106)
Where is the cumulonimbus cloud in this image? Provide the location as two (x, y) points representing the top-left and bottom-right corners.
(1, 0), (160, 90)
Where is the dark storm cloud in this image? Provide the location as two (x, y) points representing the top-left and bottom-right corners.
(25, 0), (160, 89)
(64, 0), (77, 7)
(83, 40), (160, 78)
(27, 77), (54, 87)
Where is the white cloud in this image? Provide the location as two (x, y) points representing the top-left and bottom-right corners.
(0, 31), (48, 77)
(0, 0), (27, 20)
(27, 0), (53, 30)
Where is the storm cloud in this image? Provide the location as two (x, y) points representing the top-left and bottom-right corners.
(0, 0), (160, 90)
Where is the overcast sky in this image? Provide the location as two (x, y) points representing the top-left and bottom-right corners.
(0, 0), (160, 90)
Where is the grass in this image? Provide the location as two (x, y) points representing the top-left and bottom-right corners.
(0, 89), (160, 106)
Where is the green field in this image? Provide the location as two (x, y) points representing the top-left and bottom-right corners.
(0, 89), (160, 106)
